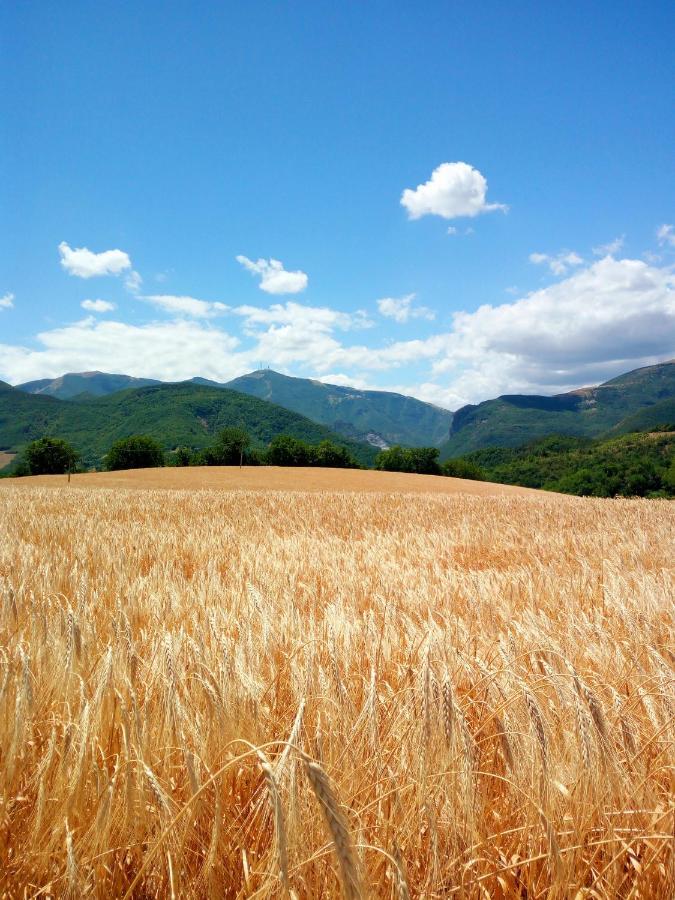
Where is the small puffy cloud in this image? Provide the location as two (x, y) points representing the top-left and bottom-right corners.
(313, 372), (374, 389)
(593, 236), (624, 256)
(58, 241), (131, 278)
(529, 250), (583, 275)
(125, 270), (143, 293)
(142, 294), (229, 318)
(236, 255), (308, 294)
(401, 161), (506, 221)
(377, 293), (435, 323)
(447, 226), (458, 236)
(0, 292), (14, 310)
(657, 224), (675, 248)
(81, 299), (116, 313)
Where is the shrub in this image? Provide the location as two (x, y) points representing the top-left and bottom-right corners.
(105, 435), (164, 471)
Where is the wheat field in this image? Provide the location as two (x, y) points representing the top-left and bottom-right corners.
(11, 465), (542, 496)
(0, 479), (673, 897)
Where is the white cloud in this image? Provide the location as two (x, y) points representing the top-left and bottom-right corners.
(643, 250), (662, 264)
(142, 294), (229, 318)
(81, 299), (116, 313)
(377, 293), (435, 323)
(125, 270), (143, 293)
(58, 241), (132, 278)
(236, 256), (308, 294)
(529, 250), (583, 275)
(2, 255), (673, 411)
(0, 292), (14, 310)
(656, 224), (675, 248)
(447, 226), (458, 236)
(233, 300), (370, 332)
(430, 256), (675, 401)
(0, 318), (242, 385)
(593, 236), (624, 256)
(401, 162), (507, 220)
(313, 372), (374, 389)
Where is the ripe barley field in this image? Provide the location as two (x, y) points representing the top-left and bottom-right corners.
(0, 477), (673, 897)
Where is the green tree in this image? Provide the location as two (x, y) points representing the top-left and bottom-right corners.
(619, 461), (662, 497)
(374, 445), (411, 472)
(173, 447), (193, 467)
(663, 457), (675, 494)
(312, 440), (358, 468)
(217, 427), (251, 465)
(267, 434), (311, 466)
(105, 435), (164, 471)
(442, 458), (485, 480)
(407, 447), (441, 475)
(199, 427), (251, 466)
(23, 437), (79, 475)
(375, 445), (440, 475)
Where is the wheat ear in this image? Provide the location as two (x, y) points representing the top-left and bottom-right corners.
(305, 760), (361, 900)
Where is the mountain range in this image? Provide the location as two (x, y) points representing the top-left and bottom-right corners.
(439, 360), (675, 457)
(16, 369), (453, 449)
(4, 359), (674, 471)
(0, 381), (377, 468)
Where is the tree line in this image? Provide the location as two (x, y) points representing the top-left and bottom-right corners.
(9, 433), (485, 480)
(9, 429), (362, 475)
(9, 430), (671, 498)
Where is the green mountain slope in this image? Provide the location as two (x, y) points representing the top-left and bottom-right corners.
(452, 431), (675, 497)
(440, 360), (675, 458)
(0, 382), (376, 468)
(220, 370), (453, 447)
(610, 396), (675, 434)
(16, 371), (161, 399)
(14, 368), (453, 448)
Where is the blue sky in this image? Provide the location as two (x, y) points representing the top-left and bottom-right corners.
(1, 1), (674, 408)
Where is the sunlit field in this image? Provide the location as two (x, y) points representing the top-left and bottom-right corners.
(6, 464), (541, 496)
(1, 477), (673, 897)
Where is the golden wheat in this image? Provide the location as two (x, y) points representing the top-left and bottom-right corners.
(0, 481), (673, 897)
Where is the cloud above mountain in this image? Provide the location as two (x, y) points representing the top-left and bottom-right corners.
(2, 254), (673, 410)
